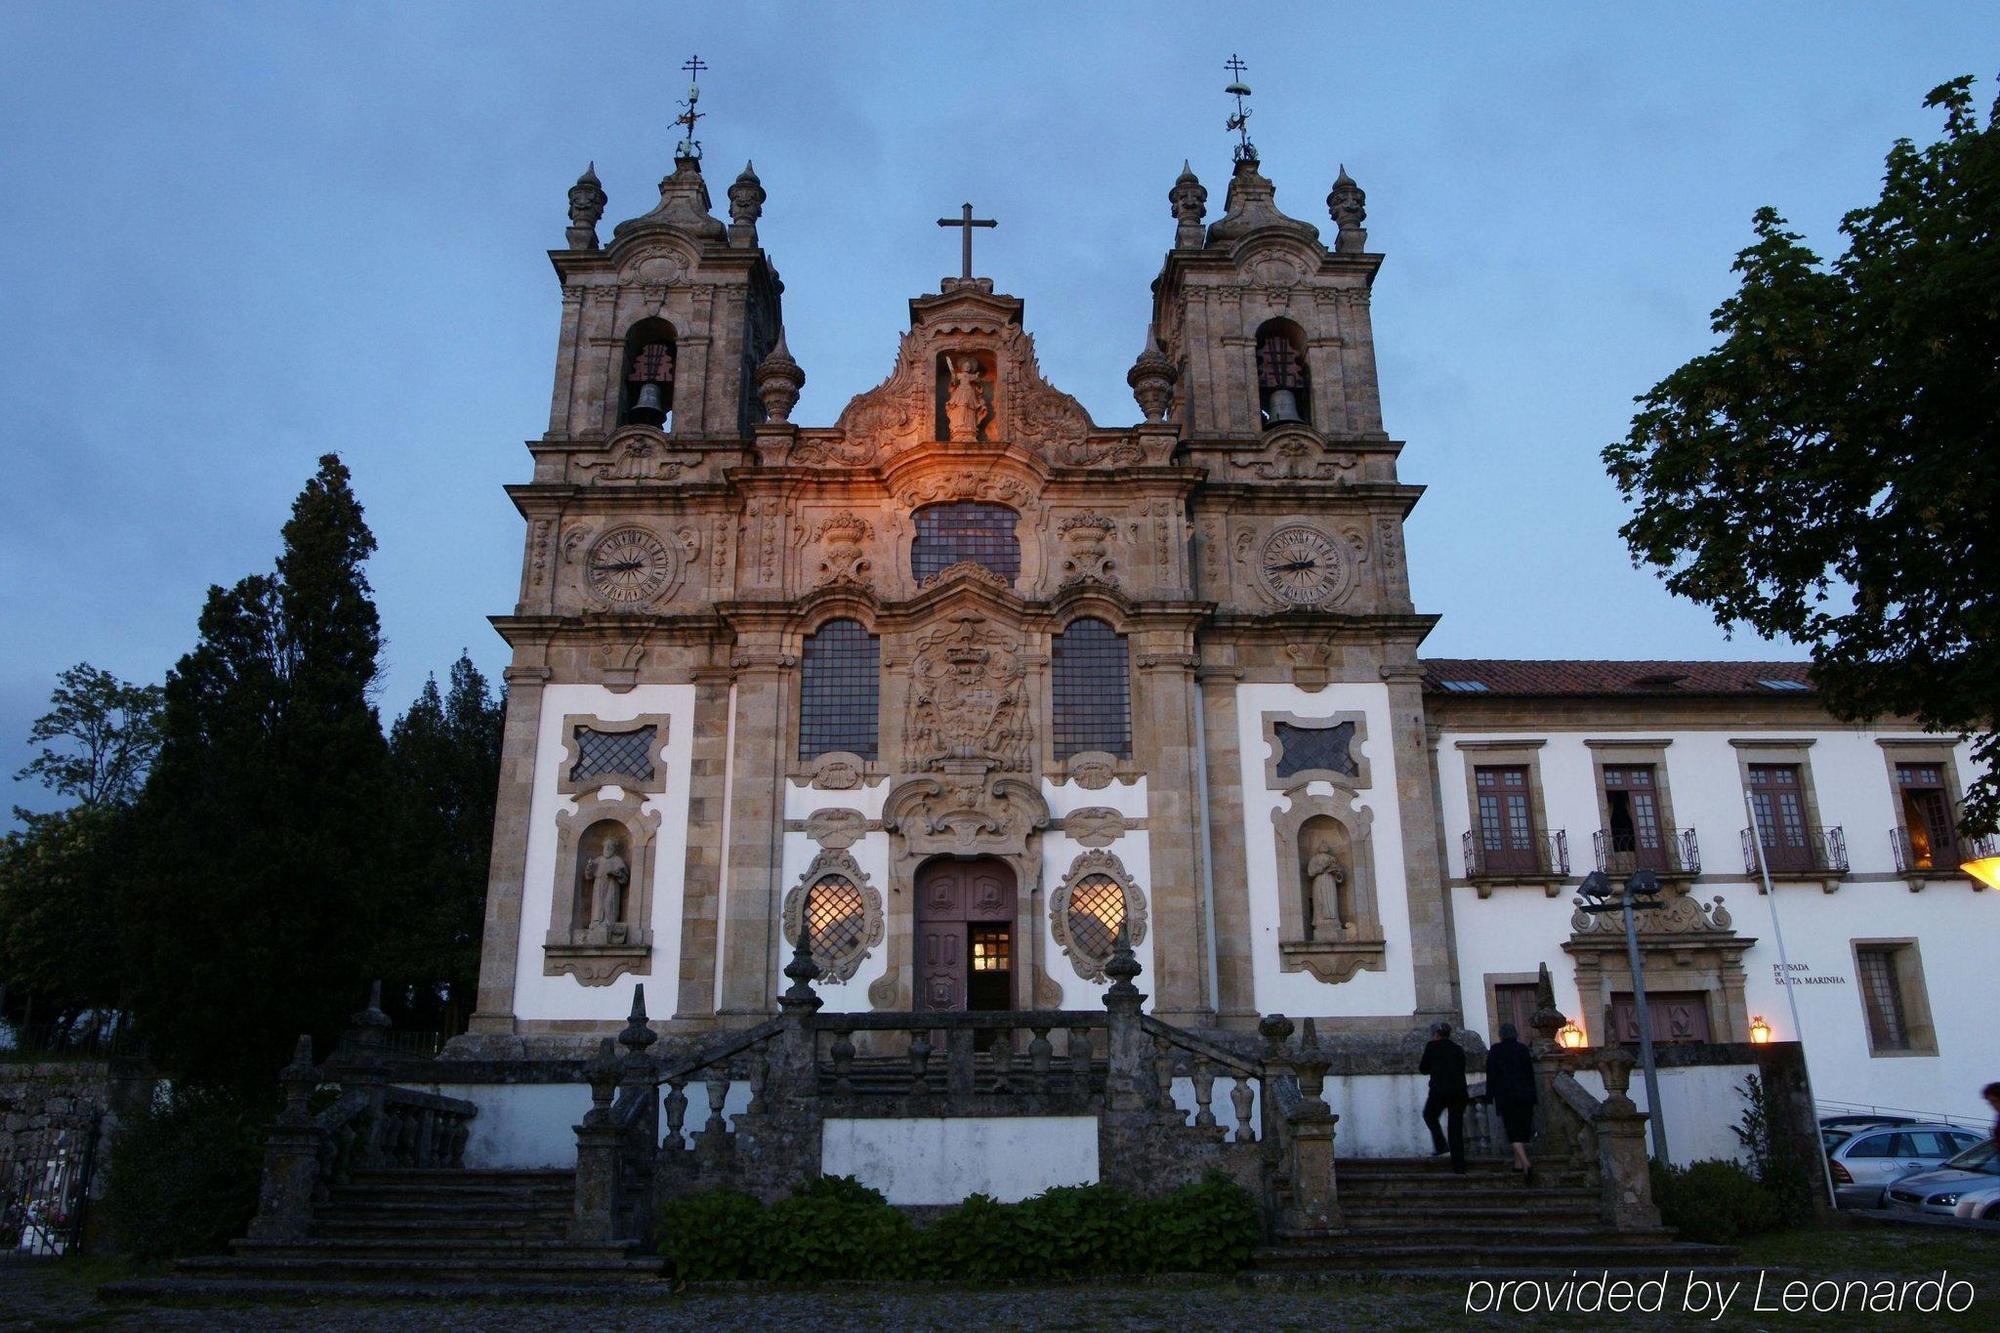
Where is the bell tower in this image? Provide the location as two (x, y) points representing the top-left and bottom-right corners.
(1149, 153), (1381, 441)
(543, 151), (782, 443)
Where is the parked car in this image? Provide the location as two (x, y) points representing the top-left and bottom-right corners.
(1884, 1140), (2000, 1220)
(1819, 1113), (1914, 1152)
(1825, 1123), (1985, 1208)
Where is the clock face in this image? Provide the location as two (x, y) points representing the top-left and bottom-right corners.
(1259, 525), (1347, 606)
(585, 527), (674, 607)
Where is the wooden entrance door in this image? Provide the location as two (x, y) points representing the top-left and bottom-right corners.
(914, 857), (1017, 1013)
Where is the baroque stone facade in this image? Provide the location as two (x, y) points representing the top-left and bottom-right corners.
(466, 143), (1446, 1045)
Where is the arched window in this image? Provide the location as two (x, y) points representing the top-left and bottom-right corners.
(1255, 319), (1310, 426)
(910, 502), (1020, 582)
(805, 875), (868, 975)
(1051, 617), (1131, 760)
(620, 318), (676, 427)
(798, 619), (880, 761)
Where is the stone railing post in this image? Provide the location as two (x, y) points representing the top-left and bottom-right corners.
(249, 1036), (326, 1240)
(325, 981), (393, 1165)
(1526, 960), (1569, 1152)
(1591, 1046), (1663, 1232)
(1282, 1019), (1342, 1234)
(571, 1038), (624, 1242)
(1101, 925), (1148, 1113)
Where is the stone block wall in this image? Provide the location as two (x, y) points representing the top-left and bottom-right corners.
(0, 1061), (109, 1159)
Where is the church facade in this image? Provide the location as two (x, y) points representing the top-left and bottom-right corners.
(460, 143), (1994, 1129)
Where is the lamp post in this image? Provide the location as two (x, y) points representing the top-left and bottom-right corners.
(1578, 867), (1669, 1162)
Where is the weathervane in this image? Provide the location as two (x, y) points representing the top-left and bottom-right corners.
(1224, 53), (1256, 163)
(675, 55), (708, 159)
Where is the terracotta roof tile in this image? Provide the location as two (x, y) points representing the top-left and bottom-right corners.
(1419, 659), (1814, 698)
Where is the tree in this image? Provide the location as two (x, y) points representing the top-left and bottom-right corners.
(1604, 76), (2000, 831)
(377, 653), (504, 1034)
(0, 665), (161, 1042)
(121, 454), (390, 1087)
(13, 663), (163, 815)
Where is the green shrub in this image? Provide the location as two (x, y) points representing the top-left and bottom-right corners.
(1011, 1182), (1138, 1276)
(657, 1187), (767, 1281)
(1731, 1072), (1819, 1226)
(1138, 1171), (1261, 1272)
(920, 1192), (1030, 1281)
(655, 1170), (1261, 1283)
(99, 1085), (265, 1260)
(762, 1174), (918, 1282)
(1651, 1158), (1785, 1244)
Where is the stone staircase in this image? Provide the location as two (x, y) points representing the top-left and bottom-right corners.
(1256, 1156), (1735, 1274)
(102, 1169), (664, 1301)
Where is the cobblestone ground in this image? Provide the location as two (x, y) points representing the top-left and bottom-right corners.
(0, 1261), (1468, 1331)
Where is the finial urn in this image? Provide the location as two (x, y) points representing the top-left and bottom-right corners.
(1328, 165), (1367, 253)
(755, 327), (805, 423)
(1126, 334), (1175, 423)
(567, 162), (607, 251)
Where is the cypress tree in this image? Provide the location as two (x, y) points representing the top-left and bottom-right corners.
(378, 653), (503, 1035)
(122, 455), (389, 1088)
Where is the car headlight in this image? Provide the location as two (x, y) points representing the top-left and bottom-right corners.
(1927, 1193), (1959, 1206)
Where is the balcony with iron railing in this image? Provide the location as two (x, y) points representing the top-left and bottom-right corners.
(1593, 827), (1700, 878)
(1893, 826), (2000, 882)
(1739, 825), (1848, 885)
(1460, 829), (1570, 896)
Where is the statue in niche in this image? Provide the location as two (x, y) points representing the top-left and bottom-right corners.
(584, 835), (630, 929)
(1302, 828), (1356, 941)
(943, 355), (991, 442)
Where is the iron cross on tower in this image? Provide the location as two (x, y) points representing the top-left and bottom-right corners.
(675, 55), (708, 158)
(937, 203), (997, 280)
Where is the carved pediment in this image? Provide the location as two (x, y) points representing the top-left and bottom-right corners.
(883, 773), (1051, 856)
(1571, 893), (1737, 939)
(829, 292), (1095, 464)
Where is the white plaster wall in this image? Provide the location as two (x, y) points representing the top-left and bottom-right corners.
(820, 1116), (1099, 1204)
(1442, 724), (1996, 1124)
(511, 684), (697, 1023)
(420, 1084), (591, 1168)
(1039, 773), (1155, 1010)
(1235, 683), (1416, 1016)
(777, 828), (891, 1012)
(1573, 1065), (1752, 1167)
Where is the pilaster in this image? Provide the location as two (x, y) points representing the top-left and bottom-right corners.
(469, 662), (552, 1034)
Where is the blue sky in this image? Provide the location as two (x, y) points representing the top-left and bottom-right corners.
(2, 2), (1994, 823)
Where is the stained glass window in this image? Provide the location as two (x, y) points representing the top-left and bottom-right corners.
(1052, 618), (1130, 760)
(799, 619), (880, 761)
(911, 502), (1020, 582)
(570, 725), (656, 784)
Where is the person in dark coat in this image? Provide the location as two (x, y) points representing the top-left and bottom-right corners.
(1419, 1020), (1469, 1173)
(1486, 1023), (1539, 1179)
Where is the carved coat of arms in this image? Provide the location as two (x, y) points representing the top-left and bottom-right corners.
(904, 616), (1031, 771)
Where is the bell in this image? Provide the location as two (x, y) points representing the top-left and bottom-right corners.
(1265, 388), (1302, 422)
(630, 381), (666, 425)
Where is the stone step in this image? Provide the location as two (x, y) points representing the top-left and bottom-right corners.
(1340, 1202), (1600, 1223)
(175, 1253), (663, 1284)
(311, 1216), (573, 1240)
(312, 1192), (576, 1216)
(1334, 1225), (1658, 1247)
(232, 1236), (630, 1259)
(326, 1182), (574, 1204)
(1255, 1240), (1732, 1271)
(1339, 1183), (1596, 1203)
